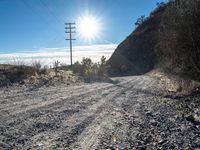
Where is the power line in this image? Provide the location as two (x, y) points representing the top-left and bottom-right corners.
(65, 23), (76, 66)
(20, 0), (66, 47)
(38, 0), (64, 25)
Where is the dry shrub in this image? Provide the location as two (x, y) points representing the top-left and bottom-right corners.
(32, 61), (42, 72)
(72, 56), (109, 82)
(5, 65), (37, 83)
(156, 0), (200, 80)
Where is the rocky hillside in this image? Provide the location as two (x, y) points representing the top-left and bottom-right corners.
(107, 0), (200, 81)
(107, 5), (166, 76)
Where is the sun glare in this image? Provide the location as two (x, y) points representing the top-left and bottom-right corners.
(77, 15), (102, 41)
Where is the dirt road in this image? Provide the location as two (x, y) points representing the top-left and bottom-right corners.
(0, 75), (199, 149)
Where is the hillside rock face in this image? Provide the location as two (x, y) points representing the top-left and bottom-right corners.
(107, 7), (165, 76)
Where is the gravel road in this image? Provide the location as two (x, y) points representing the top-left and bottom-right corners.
(0, 75), (199, 150)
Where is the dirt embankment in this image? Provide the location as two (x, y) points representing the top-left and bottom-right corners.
(0, 64), (82, 88)
(0, 75), (199, 149)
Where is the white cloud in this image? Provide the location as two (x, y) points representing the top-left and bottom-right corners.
(0, 44), (117, 66)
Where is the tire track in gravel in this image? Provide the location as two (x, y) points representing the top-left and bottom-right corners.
(72, 77), (165, 150)
(0, 78), (138, 149)
(2, 84), (119, 125)
(0, 76), (165, 150)
(0, 83), (110, 108)
(74, 80), (154, 150)
(96, 77), (200, 150)
(0, 85), (120, 149)
(0, 83), (102, 101)
(28, 80), (135, 149)
(0, 78), (133, 109)
(0, 82), (129, 117)
(0, 79), (133, 124)
(0, 83), (117, 116)
(59, 78), (139, 150)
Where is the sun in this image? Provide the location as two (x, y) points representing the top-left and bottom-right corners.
(77, 15), (102, 41)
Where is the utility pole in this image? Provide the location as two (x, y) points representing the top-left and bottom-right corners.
(65, 22), (76, 67)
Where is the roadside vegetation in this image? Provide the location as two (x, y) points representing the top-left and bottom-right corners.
(0, 56), (110, 87)
(72, 56), (110, 82)
(156, 0), (200, 81)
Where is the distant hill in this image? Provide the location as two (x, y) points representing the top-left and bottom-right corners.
(107, 0), (200, 81)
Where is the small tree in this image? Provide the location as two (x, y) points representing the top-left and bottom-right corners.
(53, 60), (60, 76)
(81, 57), (93, 77)
(135, 15), (146, 27)
(156, 2), (165, 8)
(72, 61), (82, 75)
(98, 56), (108, 76)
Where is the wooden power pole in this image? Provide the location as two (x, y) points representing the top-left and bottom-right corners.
(65, 22), (76, 66)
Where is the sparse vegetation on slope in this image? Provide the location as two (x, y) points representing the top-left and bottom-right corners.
(108, 0), (200, 82)
(0, 64), (38, 86)
(0, 62), (80, 87)
(107, 3), (166, 76)
(156, 0), (200, 81)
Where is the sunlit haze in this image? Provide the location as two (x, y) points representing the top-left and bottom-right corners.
(77, 15), (102, 41)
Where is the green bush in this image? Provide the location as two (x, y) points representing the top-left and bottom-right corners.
(72, 56), (109, 82)
(98, 56), (108, 76)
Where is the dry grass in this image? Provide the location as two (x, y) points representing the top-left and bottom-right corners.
(148, 69), (200, 95)
(0, 62), (81, 87)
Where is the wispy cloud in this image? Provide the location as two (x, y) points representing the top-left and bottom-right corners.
(0, 44), (117, 66)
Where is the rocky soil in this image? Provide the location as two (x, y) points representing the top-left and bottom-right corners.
(0, 75), (199, 150)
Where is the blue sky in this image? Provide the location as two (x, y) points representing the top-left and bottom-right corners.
(0, 0), (165, 52)
(0, 0), (164, 65)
